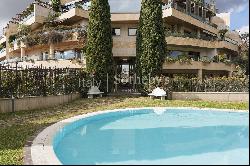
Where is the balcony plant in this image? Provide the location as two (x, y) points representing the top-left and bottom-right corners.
(165, 56), (177, 63)
(51, 0), (61, 12)
(48, 31), (64, 44)
(178, 53), (193, 64)
(200, 56), (213, 64)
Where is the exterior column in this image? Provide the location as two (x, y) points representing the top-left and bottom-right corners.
(198, 69), (203, 80)
(21, 47), (25, 61)
(49, 44), (55, 60)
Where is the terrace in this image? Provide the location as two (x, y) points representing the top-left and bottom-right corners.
(162, 0), (217, 28)
(165, 30), (239, 52)
(3, 0), (51, 34)
(8, 25), (87, 54)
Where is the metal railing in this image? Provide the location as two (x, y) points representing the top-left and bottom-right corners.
(0, 63), (87, 98)
(162, 2), (217, 28)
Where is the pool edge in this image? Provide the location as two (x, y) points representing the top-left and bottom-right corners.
(27, 107), (249, 165)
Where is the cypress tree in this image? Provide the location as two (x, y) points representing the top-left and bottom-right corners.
(136, 0), (167, 89)
(86, 0), (114, 93)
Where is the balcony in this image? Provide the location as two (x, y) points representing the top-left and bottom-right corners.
(162, 2), (218, 34)
(4, 1), (51, 34)
(163, 61), (235, 72)
(165, 34), (239, 52)
(59, 0), (90, 21)
(8, 26), (87, 54)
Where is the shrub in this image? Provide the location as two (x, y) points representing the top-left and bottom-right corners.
(147, 76), (249, 93)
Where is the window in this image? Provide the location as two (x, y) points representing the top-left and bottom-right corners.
(112, 28), (120, 36)
(128, 28), (137, 36)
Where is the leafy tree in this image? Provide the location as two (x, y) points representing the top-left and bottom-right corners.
(85, 0), (114, 93)
(136, 0), (167, 92)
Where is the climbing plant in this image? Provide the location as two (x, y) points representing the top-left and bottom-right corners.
(85, 0), (114, 93)
(51, 0), (61, 12)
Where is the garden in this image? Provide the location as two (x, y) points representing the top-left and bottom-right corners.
(0, 96), (248, 165)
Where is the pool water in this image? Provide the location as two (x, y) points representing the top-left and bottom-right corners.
(53, 108), (249, 165)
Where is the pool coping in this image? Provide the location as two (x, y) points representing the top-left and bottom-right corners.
(26, 107), (249, 165)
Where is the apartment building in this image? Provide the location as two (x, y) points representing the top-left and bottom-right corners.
(0, 0), (241, 80)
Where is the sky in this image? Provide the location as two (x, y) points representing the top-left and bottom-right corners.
(0, 0), (249, 35)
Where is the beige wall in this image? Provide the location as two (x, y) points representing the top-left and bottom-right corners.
(112, 23), (137, 57)
(172, 92), (249, 102)
(0, 93), (80, 113)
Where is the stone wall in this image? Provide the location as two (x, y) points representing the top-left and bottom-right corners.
(0, 93), (80, 113)
(172, 92), (249, 102)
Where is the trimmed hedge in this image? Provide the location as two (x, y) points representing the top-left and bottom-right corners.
(0, 67), (89, 98)
(148, 76), (249, 93)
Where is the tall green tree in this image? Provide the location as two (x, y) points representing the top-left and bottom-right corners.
(86, 0), (114, 92)
(136, 0), (167, 90)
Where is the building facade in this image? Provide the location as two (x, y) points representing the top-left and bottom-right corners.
(0, 0), (241, 81)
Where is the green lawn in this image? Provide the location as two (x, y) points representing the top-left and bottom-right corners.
(0, 97), (248, 165)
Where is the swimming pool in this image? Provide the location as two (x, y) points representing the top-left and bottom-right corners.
(49, 108), (249, 165)
(31, 107), (249, 165)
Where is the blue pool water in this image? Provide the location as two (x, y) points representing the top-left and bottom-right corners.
(53, 108), (249, 165)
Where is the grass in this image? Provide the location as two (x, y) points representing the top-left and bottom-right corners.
(0, 96), (248, 165)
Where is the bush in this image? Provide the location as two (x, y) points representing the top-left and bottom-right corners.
(0, 67), (90, 98)
(147, 76), (249, 93)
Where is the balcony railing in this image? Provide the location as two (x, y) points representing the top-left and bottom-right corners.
(165, 56), (234, 67)
(162, 1), (218, 28)
(165, 31), (217, 41)
(166, 31), (239, 46)
(224, 37), (239, 46)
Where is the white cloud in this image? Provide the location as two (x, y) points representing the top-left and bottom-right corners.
(237, 25), (249, 34)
